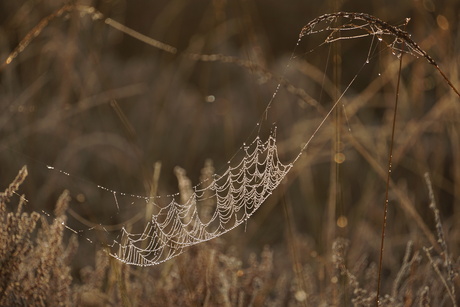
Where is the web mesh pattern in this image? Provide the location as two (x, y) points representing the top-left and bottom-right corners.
(111, 134), (292, 266)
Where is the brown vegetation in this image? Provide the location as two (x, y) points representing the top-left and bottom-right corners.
(1, 1), (459, 306)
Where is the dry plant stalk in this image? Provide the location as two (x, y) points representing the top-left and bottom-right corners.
(423, 173), (458, 306)
(0, 167), (77, 306)
(299, 12), (460, 98)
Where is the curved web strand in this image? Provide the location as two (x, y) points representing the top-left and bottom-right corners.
(111, 134), (292, 266)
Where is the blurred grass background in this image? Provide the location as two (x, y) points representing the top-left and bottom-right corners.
(0, 0), (459, 305)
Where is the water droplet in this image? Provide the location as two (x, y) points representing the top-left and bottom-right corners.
(46, 165), (54, 170)
(295, 290), (307, 302)
(205, 95), (215, 103)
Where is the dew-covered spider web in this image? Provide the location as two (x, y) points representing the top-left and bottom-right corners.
(110, 132), (291, 266)
(3, 5), (458, 267)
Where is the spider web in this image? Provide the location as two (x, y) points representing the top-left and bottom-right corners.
(3, 6), (448, 267)
(111, 132), (291, 266)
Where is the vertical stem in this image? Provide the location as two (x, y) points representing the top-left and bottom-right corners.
(376, 53), (404, 305)
(282, 186), (308, 307)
